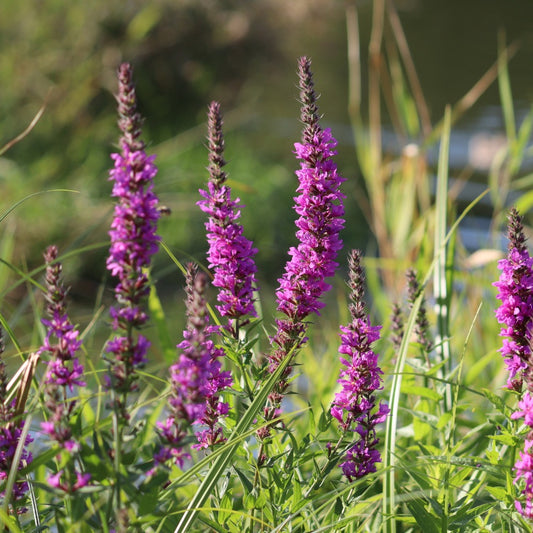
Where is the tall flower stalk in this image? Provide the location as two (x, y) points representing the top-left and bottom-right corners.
(494, 207), (533, 392)
(105, 62), (160, 523)
(494, 208), (533, 518)
(105, 62), (161, 419)
(330, 250), (389, 480)
(198, 101), (258, 338)
(406, 268), (433, 356)
(156, 263), (232, 465)
(259, 56), (345, 437)
(40, 245), (89, 493)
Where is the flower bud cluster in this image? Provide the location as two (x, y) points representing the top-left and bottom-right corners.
(330, 250), (388, 480)
(105, 63), (161, 418)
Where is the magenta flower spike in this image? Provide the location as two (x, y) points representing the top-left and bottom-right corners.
(39, 246), (84, 448)
(0, 330), (33, 512)
(198, 101), (258, 337)
(494, 208), (533, 518)
(259, 57), (345, 436)
(39, 246), (89, 492)
(105, 63), (161, 420)
(275, 57), (345, 324)
(493, 207), (533, 392)
(156, 264), (232, 465)
(330, 250), (388, 480)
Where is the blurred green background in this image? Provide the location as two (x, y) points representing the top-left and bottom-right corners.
(1, 0), (533, 305)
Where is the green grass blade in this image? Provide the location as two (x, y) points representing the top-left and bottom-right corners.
(434, 105), (453, 413)
(0, 508), (22, 533)
(160, 240), (191, 277)
(2, 415), (32, 516)
(509, 105), (533, 176)
(148, 277), (176, 364)
(0, 242), (107, 302)
(383, 289), (425, 533)
(497, 32), (516, 145)
(0, 189), (79, 225)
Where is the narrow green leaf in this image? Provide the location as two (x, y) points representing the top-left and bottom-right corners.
(481, 388), (510, 415)
(174, 340), (297, 532)
(148, 280), (176, 364)
(2, 415), (32, 516)
(433, 105), (452, 414)
(509, 105), (533, 175)
(0, 508), (22, 532)
(400, 384), (442, 402)
(486, 485), (508, 501)
(233, 466), (253, 495)
(405, 499), (440, 533)
(497, 33), (516, 145)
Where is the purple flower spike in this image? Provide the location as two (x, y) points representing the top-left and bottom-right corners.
(198, 101), (258, 336)
(39, 247), (85, 414)
(0, 421), (33, 509)
(275, 75), (346, 322)
(493, 210), (533, 519)
(493, 207), (533, 392)
(105, 63), (161, 419)
(0, 327), (32, 512)
(273, 56), (345, 349)
(39, 246), (89, 492)
(156, 264), (232, 466)
(0, 415), (33, 511)
(330, 250), (389, 481)
(259, 57), (345, 438)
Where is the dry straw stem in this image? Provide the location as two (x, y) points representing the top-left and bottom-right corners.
(8, 352), (40, 418)
(0, 104), (46, 157)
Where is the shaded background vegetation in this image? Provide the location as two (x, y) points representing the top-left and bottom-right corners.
(1, 0), (533, 305)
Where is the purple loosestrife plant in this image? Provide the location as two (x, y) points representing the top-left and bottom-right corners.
(0, 327), (32, 513)
(156, 263), (232, 464)
(198, 101), (258, 337)
(494, 208), (533, 519)
(105, 63), (161, 421)
(259, 57), (346, 437)
(40, 245), (89, 491)
(330, 250), (389, 480)
(493, 207), (533, 392)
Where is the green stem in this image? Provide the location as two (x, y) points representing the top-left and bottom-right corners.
(112, 389), (123, 525)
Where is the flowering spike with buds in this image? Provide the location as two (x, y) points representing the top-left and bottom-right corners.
(198, 102), (258, 337)
(493, 207), (533, 392)
(259, 57), (345, 437)
(105, 63), (161, 421)
(40, 246), (89, 492)
(406, 268), (433, 355)
(330, 250), (389, 480)
(389, 303), (404, 352)
(156, 264), (232, 465)
(494, 208), (533, 519)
